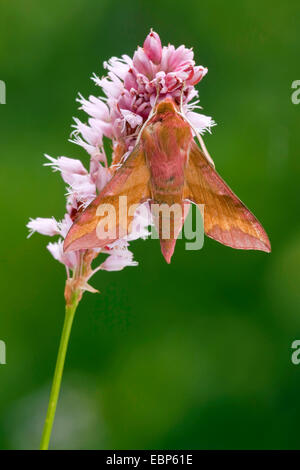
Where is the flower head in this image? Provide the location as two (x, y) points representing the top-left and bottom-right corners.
(72, 29), (214, 157)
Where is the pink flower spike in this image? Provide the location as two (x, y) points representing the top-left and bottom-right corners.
(27, 217), (60, 238)
(143, 29), (162, 65)
(29, 30), (214, 277)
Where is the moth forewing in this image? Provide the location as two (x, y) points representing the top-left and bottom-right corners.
(184, 142), (271, 252)
(64, 145), (151, 252)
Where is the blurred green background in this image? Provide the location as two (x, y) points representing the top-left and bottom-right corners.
(1, 0), (300, 450)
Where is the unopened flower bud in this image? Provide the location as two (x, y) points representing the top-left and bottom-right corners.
(143, 29), (162, 65)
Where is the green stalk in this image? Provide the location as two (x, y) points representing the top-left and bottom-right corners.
(40, 291), (80, 450)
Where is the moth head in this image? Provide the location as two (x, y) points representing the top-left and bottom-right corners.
(155, 98), (178, 116)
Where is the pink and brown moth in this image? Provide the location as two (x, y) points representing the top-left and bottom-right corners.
(64, 98), (271, 263)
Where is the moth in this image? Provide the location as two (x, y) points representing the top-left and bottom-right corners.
(64, 98), (271, 262)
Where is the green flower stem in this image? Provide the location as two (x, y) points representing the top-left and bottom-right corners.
(40, 291), (80, 450)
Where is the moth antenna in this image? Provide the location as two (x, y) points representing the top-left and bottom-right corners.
(177, 82), (215, 168)
(195, 132), (215, 168)
(135, 85), (160, 145)
(111, 149), (131, 169)
(179, 82), (186, 114)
